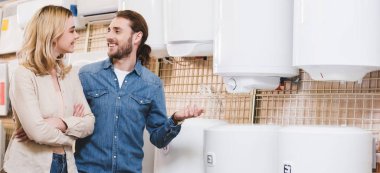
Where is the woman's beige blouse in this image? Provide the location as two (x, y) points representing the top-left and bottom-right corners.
(3, 66), (95, 173)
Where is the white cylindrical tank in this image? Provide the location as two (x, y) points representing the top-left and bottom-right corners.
(119, 0), (168, 58)
(154, 118), (227, 173)
(17, 0), (71, 30)
(0, 8), (2, 39)
(204, 125), (279, 173)
(214, 0), (298, 92)
(0, 2), (23, 54)
(142, 129), (155, 173)
(164, 0), (214, 57)
(293, 0), (380, 81)
(279, 126), (372, 173)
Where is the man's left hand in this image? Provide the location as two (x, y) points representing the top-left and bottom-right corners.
(173, 104), (204, 122)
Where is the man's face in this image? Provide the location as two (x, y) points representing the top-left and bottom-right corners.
(106, 17), (134, 60)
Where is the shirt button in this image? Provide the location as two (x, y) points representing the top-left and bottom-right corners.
(113, 156), (117, 159)
(114, 78), (117, 81)
(140, 100), (143, 103)
(117, 97), (121, 99)
(114, 136), (117, 139)
(116, 115), (119, 119)
(95, 94), (98, 96)
(124, 80), (127, 83)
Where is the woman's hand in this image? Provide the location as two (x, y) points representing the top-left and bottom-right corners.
(14, 127), (29, 142)
(44, 117), (67, 133)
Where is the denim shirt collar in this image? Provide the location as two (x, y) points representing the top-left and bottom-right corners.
(102, 58), (143, 77)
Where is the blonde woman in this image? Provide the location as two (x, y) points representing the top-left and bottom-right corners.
(3, 5), (95, 173)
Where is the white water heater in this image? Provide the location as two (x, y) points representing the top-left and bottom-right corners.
(213, 0), (298, 93)
(0, 121), (5, 169)
(119, 0), (168, 58)
(204, 125), (279, 173)
(0, 2), (23, 54)
(0, 8), (2, 38)
(164, 0), (214, 57)
(279, 126), (372, 173)
(0, 63), (8, 116)
(142, 129), (155, 173)
(66, 51), (108, 73)
(154, 118), (227, 173)
(293, 0), (380, 81)
(17, 0), (73, 30)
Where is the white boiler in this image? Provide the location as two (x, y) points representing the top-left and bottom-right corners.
(0, 1), (23, 54)
(119, 0), (168, 58)
(164, 0), (214, 57)
(293, 0), (380, 81)
(17, 0), (72, 30)
(0, 63), (9, 116)
(278, 126), (372, 173)
(214, 0), (298, 92)
(154, 118), (227, 173)
(142, 129), (155, 173)
(204, 125), (279, 173)
(66, 51), (108, 74)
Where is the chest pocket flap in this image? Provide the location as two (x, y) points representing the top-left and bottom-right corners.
(130, 94), (152, 105)
(87, 89), (108, 98)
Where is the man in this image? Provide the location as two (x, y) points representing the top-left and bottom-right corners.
(74, 10), (204, 173)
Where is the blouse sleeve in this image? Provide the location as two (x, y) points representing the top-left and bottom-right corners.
(10, 67), (75, 146)
(61, 71), (95, 138)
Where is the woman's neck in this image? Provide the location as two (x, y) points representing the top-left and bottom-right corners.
(49, 67), (57, 77)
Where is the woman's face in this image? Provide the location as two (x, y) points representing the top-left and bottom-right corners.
(54, 16), (79, 55)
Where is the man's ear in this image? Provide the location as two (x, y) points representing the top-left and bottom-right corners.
(133, 31), (143, 45)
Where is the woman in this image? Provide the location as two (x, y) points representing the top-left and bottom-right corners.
(3, 5), (95, 173)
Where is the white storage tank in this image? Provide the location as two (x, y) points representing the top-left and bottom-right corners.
(142, 129), (155, 173)
(119, 0), (168, 58)
(278, 126), (372, 173)
(0, 121), (5, 169)
(293, 0), (380, 81)
(0, 1), (23, 54)
(204, 125), (279, 173)
(154, 118), (227, 173)
(17, 0), (72, 30)
(0, 63), (9, 116)
(0, 8), (2, 38)
(214, 0), (298, 93)
(67, 51), (108, 74)
(164, 0), (214, 57)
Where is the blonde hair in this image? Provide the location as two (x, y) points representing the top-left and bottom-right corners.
(18, 5), (72, 78)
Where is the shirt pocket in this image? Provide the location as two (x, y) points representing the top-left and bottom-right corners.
(86, 89), (109, 108)
(129, 94), (152, 121)
(86, 89), (108, 99)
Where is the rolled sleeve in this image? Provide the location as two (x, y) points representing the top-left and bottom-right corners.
(146, 83), (181, 148)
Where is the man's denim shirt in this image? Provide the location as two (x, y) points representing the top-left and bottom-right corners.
(75, 59), (181, 173)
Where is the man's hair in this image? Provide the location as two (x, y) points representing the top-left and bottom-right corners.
(116, 10), (151, 66)
(18, 5), (73, 78)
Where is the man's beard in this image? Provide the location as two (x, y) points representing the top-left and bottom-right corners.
(109, 37), (133, 60)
